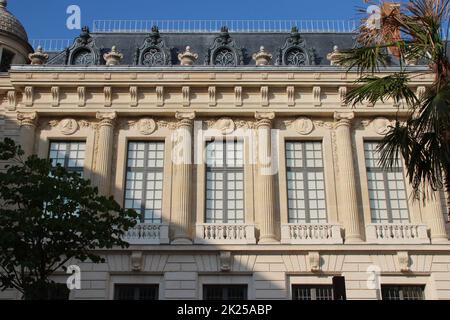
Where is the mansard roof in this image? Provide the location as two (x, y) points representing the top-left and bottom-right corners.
(45, 27), (357, 67)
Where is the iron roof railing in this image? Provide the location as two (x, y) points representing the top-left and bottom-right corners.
(92, 19), (359, 33)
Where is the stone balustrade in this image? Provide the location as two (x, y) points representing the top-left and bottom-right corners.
(123, 223), (170, 245)
(366, 223), (430, 244)
(281, 223), (343, 244)
(195, 223), (257, 244)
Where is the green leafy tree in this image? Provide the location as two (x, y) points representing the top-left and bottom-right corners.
(0, 138), (138, 299)
(336, 0), (450, 202)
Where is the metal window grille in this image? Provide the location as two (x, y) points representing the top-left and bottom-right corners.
(205, 140), (244, 223)
(292, 285), (334, 300)
(203, 285), (248, 300)
(286, 141), (326, 223)
(381, 285), (424, 300)
(125, 142), (164, 224)
(364, 142), (410, 223)
(114, 284), (159, 300)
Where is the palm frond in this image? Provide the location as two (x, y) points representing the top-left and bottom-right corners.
(334, 45), (391, 74)
(345, 73), (419, 107)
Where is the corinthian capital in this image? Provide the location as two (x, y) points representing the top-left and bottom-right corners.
(96, 111), (117, 127)
(17, 111), (38, 127)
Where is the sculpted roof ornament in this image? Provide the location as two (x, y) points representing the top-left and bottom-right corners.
(204, 26), (244, 66)
(64, 26), (102, 65)
(135, 25), (172, 66)
(29, 46), (49, 65)
(104, 46), (123, 66)
(275, 26), (316, 66)
(252, 46), (272, 66)
(178, 46), (198, 66)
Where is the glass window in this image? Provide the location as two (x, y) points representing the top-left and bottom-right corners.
(114, 284), (159, 300)
(0, 48), (15, 72)
(364, 142), (409, 223)
(125, 142), (164, 224)
(381, 285), (424, 300)
(205, 140), (244, 223)
(49, 141), (86, 175)
(203, 285), (247, 300)
(292, 285), (333, 300)
(285, 141), (326, 223)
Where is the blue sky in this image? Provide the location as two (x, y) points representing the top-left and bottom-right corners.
(9, 0), (366, 40)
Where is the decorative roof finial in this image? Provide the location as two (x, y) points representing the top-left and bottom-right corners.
(220, 26), (229, 33)
(0, 0), (7, 8)
(178, 46), (198, 66)
(29, 46), (49, 65)
(151, 25), (159, 34)
(327, 45), (342, 66)
(103, 46), (123, 66)
(252, 46), (272, 66)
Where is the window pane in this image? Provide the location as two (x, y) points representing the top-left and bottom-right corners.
(203, 285), (247, 300)
(286, 142), (326, 223)
(381, 285), (424, 300)
(114, 285), (159, 300)
(364, 142), (409, 223)
(205, 140), (244, 224)
(292, 285), (333, 301)
(49, 141), (85, 176)
(125, 142), (164, 223)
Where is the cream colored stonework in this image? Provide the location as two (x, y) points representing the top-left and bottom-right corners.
(0, 66), (449, 300)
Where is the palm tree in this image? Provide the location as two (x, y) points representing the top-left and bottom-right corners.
(336, 0), (450, 209)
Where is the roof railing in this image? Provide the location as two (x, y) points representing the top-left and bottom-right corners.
(30, 39), (72, 52)
(92, 19), (359, 33)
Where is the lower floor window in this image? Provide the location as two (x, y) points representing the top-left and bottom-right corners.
(114, 284), (159, 300)
(203, 285), (247, 300)
(292, 285), (333, 300)
(381, 285), (424, 300)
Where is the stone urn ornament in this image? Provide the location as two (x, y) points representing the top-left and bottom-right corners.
(327, 45), (342, 66)
(178, 46), (198, 66)
(252, 46), (272, 66)
(28, 46), (48, 65)
(103, 46), (123, 66)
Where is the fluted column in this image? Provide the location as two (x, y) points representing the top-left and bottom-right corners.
(424, 190), (448, 243)
(334, 112), (362, 243)
(255, 111), (278, 244)
(171, 111), (195, 244)
(95, 112), (117, 196)
(17, 112), (38, 157)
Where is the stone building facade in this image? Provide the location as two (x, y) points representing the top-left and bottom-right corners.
(1, 2), (450, 300)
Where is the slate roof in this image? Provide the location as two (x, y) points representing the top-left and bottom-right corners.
(46, 28), (357, 67)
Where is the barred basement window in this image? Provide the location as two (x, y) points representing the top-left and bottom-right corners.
(125, 142), (164, 224)
(364, 142), (410, 223)
(285, 142), (326, 223)
(203, 285), (248, 300)
(205, 140), (244, 223)
(381, 285), (425, 300)
(292, 285), (333, 300)
(49, 141), (86, 176)
(114, 284), (159, 300)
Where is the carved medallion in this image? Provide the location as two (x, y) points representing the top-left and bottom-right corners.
(137, 118), (157, 135)
(59, 119), (79, 135)
(212, 118), (235, 135)
(372, 117), (391, 135)
(292, 117), (314, 135)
